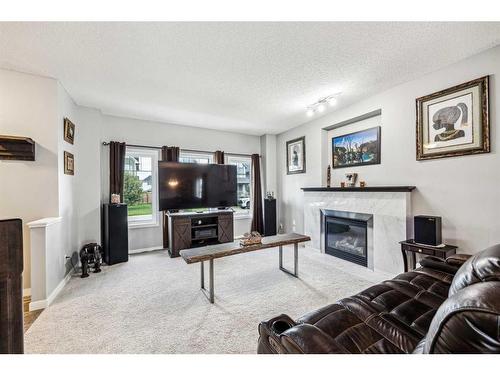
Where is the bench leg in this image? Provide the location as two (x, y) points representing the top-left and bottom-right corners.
(279, 243), (298, 278)
(201, 259), (214, 303)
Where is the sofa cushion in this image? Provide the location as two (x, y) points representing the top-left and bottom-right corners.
(291, 265), (456, 353)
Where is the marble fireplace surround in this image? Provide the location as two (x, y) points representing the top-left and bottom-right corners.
(302, 187), (415, 275)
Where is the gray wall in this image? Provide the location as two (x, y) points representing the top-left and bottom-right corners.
(277, 45), (500, 254)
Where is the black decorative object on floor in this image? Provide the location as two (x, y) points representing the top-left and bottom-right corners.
(79, 243), (103, 278)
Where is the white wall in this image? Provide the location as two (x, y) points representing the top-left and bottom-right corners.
(99, 114), (262, 250)
(277, 45), (500, 255)
(0, 69), (60, 289)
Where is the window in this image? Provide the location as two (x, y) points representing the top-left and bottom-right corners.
(227, 156), (252, 218)
(123, 148), (159, 227)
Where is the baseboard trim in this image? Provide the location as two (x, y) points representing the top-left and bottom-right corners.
(129, 246), (164, 254)
(29, 270), (73, 312)
(23, 288), (31, 297)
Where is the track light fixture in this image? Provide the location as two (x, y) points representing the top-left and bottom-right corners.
(305, 93), (341, 117)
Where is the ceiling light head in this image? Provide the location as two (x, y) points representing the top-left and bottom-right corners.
(327, 97), (337, 106)
(317, 103), (326, 113)
(306, 108), (315, 117)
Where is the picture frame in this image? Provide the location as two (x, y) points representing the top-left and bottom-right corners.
(416, 76), (490, 161)
(64, 151), (74, 175)
(63, 117), (75, 145)
(286, 136), (306, 174)
(332, 126), (381, 169)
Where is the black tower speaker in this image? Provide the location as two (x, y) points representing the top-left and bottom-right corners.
(264, 198), (277, 236)
(414, 215), (442, 246)
(103, 204), (129, 265)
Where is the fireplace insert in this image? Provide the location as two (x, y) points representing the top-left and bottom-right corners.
(322, 210), (371, 267)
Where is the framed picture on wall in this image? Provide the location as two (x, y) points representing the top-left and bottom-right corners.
(64, 118), (75, 144)
(332, 126), (381, 169)
(64, 151), (74, 175)
(286, 136), (306, 174)
(416, 76), (490, 160)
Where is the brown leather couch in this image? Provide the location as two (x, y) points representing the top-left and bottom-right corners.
(258, 244), (500, 354)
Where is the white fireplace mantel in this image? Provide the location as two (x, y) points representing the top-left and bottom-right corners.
(303, 188), (413, 275)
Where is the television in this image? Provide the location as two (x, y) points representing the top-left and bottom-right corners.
(158, 162), (238, 211)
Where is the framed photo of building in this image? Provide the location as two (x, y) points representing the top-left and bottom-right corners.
(64, 118), (75, 145)
(64, 151), (74, 175)
(416, 76), (490, 160)
(332, 126), (381, 169)
(286, 136), (306, 174)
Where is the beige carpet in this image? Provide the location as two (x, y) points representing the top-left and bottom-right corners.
(24, 245), (388, 354)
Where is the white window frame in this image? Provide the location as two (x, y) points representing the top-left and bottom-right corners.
(125, 147), (160, 228)
(179, 150), (214, 164)
(226, 155), (253, 220)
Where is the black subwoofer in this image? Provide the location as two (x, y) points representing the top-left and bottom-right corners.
(414, 215), (442, 246)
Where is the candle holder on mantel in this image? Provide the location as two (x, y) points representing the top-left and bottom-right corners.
(360, 181), (366, 188)
(326, 165), (331, 187)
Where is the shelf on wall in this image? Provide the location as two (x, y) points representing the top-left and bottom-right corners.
(0, 135), (35, 161)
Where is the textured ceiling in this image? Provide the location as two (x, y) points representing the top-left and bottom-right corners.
(1, 22), (500, 135)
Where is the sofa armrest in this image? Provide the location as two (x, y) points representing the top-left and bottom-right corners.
(280, 324), (346, 354)
(445, 254), (471, 267)
(258, 314), (297, 353)
(419, 257), (460, 274)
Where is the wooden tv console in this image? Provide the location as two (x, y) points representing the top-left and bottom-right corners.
(165, 210), (234, 258)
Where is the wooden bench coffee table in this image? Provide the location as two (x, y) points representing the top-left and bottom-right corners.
(180, 233), (311, 303)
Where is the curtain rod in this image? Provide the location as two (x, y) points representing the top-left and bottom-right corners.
(101, 142), (259, 158)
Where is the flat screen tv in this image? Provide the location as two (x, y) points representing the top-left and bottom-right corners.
(158, 162), (238, 210)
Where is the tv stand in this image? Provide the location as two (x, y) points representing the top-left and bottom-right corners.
(164, 210), (234, 258)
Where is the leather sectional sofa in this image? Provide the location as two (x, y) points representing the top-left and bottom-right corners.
(258, 244), (500, 354)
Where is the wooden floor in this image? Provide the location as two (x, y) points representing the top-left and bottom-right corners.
(23, 296), (42, 333)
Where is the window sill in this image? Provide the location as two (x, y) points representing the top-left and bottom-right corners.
(128, 221), (160, 229)
(128, 215), (160, 229)
(234, 214), (252, 221)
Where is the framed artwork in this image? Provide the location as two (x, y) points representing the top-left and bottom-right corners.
(416, 76), (490, 160)
(64, 118), (75, 145)
(64, 151), (74, 175)
(332, 126), (381, 169)
(286, 136), (306, 174)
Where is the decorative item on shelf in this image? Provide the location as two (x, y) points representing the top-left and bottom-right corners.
(360, 181), (366, 188)
(111, 194), (121, 204)
(63, 118), (75, 145)
(240, 231), (262, 246)
(266, 191), (275, 200)
(332, 126), (381, 168)
(326, 165), (331, 187)
(345, 172), (358, 187)
(64, 151), (74, 175)
(416, 76), (489, 161)
(286, 136), (306, 174)
(278, 223), (285, 235)
(340, 182), (346, 188)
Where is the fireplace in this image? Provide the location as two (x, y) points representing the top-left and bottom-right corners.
(321, 209), (372, 267)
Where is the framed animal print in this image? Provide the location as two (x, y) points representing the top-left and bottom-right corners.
(416, 76), (490, 160)
(64, 151), (74, 175)
(64, 118), (75, 145)
(286, 136), (306, 174)
(332, 126), (381, 169)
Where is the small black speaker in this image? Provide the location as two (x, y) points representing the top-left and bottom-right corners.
(414, 215), (442, 246)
